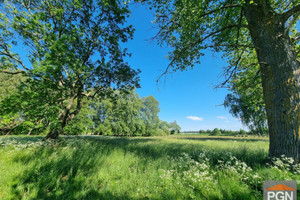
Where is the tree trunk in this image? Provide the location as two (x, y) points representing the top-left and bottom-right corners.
(46, 129), (59, 139)
(45, 87), (83, 139)
(45, 96), (76, 139)
(244, 2), (300, 160)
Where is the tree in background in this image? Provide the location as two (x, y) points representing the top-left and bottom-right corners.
(64, 90), (177, 136)
(224, 50), (268, 135)
(0, 71), (27, 134)
(211, 128), (221, 136)
(143, 0), (300, 160)
(158, 120), (170, 135)
(92, 90), (145, 136)
(0, 0), (139, 138)
(140, 95), (160, 136)
(168, 120), (181, 134)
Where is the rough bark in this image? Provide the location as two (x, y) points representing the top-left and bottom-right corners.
(244, 1), (300, 160)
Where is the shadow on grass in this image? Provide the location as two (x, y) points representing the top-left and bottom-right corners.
(75, 136), (268, 168)
(4, 135), (269, 167)
(3, 136), (269, 199)
(10, 144), (97, 199)
(6, 137), (177, 200)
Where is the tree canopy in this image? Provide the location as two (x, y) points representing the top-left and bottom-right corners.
(0, 0), (140, 138)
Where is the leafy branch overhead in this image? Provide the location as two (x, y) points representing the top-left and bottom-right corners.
(143, 0), (300, 83)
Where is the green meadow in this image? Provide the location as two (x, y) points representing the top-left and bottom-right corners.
(0, 135), (299, 200)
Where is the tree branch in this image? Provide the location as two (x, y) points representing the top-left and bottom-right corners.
(182, 24), (248, 52)
(218, 49), (246, 88)
(281, 4), (300, 23)
(156, 24), (249, 82)
(157, 4), (241, 21)
(236, 8), (244, 46)
(0, 70), (25, 75)
(0, 51), (30, 72)
(204, 44), (254, 49)
(198, 4), (241, 19)
(285, 12), (300, 34)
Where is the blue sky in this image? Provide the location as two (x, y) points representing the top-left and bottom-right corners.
(124, 5), (247, 131)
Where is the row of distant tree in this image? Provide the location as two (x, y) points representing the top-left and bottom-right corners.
(181, 128), (268, 136)
(64, 90), (181, 136)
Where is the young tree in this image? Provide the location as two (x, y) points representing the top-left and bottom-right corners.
(140, 95), (160, 136)
(0, 0), (139, 138)
(144, 0), (300, 160)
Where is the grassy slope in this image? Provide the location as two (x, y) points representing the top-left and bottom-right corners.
(0, 135), (299, 200)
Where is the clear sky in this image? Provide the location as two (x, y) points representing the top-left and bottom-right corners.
(123, 5), (247, 131)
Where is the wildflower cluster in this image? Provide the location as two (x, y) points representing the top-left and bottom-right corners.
(177, 153), (217, 190)
(268, 155), (300, 174)
(217, 154), (262, 188)
(0, 137), (68, 149)
(160, 152), (218, 198)
(0, 139), (45, 149)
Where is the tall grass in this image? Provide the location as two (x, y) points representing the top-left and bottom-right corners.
(0, 135), (299, 199)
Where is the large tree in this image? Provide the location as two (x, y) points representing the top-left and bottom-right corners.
(144, 0), (300, 160)
(0, 0), (139, 138)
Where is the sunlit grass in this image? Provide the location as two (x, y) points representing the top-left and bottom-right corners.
(0, 135), (299, 199)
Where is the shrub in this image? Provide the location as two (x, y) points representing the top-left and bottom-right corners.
(211, 128), (221, 136)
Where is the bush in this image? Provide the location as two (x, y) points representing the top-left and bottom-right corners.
(152, 128), (168, 136)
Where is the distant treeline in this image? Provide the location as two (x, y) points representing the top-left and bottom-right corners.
(64, 90), (181, 136)
(181, 128), (268, 136)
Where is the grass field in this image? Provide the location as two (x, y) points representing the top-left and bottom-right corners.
(0, 135), (299, 200)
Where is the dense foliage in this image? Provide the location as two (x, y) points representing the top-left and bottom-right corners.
(0, 71), (29, 134)
(65, 90), (181, 136)
(0, 0), (139, 138)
